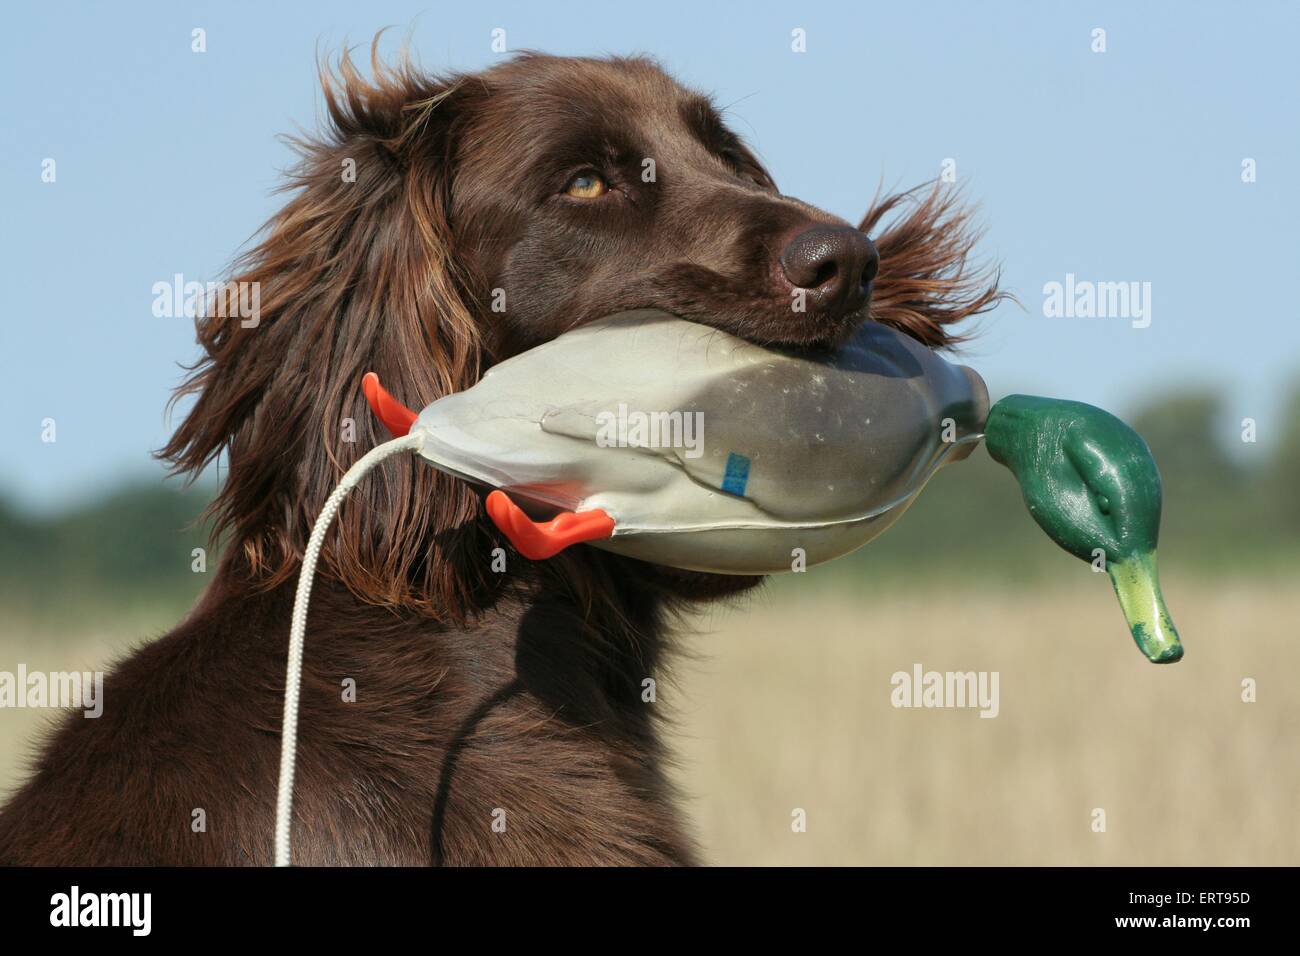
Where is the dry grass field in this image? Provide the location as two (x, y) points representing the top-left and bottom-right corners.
(2, 574), (1296, 866)
(666, 574), (1300, 865)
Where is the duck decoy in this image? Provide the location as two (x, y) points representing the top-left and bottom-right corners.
(357, 309), (1182, 664)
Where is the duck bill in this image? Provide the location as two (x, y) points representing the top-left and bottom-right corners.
(1107, 552), (1183, 663)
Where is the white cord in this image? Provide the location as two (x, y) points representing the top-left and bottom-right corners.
(274, 432), (423, 866)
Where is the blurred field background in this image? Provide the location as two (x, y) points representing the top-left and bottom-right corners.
(671, 576), (1298, 865)
(2, 384), (1298, 864)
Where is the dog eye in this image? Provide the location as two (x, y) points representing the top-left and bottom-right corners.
(564, 171), (609, 199)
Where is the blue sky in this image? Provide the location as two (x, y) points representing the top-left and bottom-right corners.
(2, 1), (1297, 509)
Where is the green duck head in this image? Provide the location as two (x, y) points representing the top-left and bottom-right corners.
(984, 394), (1182, 664)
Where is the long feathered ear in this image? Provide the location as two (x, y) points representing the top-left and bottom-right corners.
(159, 44), (497, 621)
(859, 183), (1009, 348)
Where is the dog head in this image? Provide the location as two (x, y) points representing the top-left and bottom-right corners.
(162, 45), (1003, 619)
(446, 53), (881, 353)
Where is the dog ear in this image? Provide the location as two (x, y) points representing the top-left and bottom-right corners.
(160, 45), (499, 621)
(859, 184), (1008, 348)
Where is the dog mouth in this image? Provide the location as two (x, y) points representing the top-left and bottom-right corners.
(598, 269), (874, 350)
(662, 300), (871, 351)
(766, 303), (872, 349)
(578, 306), (863, 353)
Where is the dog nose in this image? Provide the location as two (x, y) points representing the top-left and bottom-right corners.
(779, 225), (880, 313)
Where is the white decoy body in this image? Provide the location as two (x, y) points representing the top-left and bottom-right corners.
(397, 309), (990, 575)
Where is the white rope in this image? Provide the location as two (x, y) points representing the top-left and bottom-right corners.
(274, 432), (423, 866)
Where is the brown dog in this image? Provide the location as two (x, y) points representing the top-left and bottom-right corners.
(0, 48), (1000, 865)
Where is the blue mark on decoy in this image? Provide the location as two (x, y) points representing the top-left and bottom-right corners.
(721, 452), (750, 496)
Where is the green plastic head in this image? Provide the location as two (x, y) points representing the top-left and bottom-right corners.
(985, 394), (1182, 664)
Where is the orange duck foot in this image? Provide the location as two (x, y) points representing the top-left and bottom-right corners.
(485, 490), (615, 560)
(362, 371), (418, 438)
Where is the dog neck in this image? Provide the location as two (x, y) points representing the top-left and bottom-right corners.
(191, 545), (761, 737)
